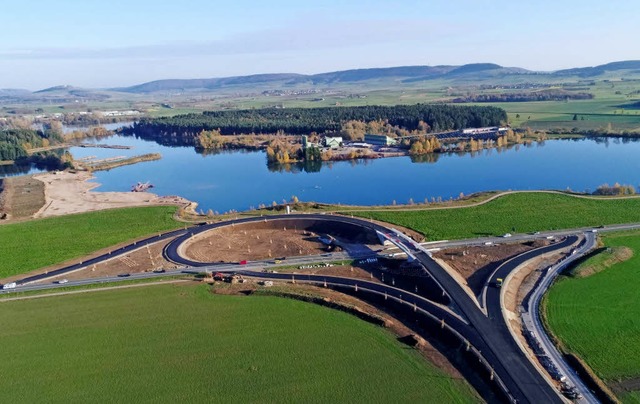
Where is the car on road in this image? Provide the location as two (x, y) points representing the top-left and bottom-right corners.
(57, 279), (68, 284)
(153, 269), (166, 273)
(495, 278), (504, 288)
(117, 273), (131, 277)
(502, 233), (512, 238)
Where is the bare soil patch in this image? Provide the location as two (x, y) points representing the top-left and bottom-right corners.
(573, 246), (633, 278)
(4, 237), (180, 285)
(433, 240), (549, 296)
(33, 171), (190, 218)
(53, 241), (179, 281)
(184, 226), (329, 263)
(0, 175), (45, 220)
(610, 377), (640, 396)
(278, 263), (382, 282)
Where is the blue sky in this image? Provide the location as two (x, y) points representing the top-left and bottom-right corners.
(1, 0), (638, 89)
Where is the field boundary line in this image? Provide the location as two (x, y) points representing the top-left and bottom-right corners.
(0, 279), (190, 302)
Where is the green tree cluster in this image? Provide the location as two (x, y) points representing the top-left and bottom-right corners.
(126, 104), (506, 143)
(265, 138), (300, 164)
(409, 137), (441, 155)
(593, 183), (636, 196)
(197, 129), (225, 149)
(0, 129), (63, 161)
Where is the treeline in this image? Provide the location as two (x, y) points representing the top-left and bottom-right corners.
(0, 129), (63, 161)
(593, 183), (636, 196)
(15, 152), (73, 171)
(452, 90), (593, 103)
(408, 128), (546, 155)
(125, 104), (507, 143)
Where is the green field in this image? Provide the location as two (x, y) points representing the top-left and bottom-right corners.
(0, 206), (181, 278)
(490, 80), (640, 131)
(545, 230), (640, 400)
(0, 283), (477, 403)
(352, 192), (640, 240)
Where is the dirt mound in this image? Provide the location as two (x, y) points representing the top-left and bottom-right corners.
(434, 240), (549, 295)
(572, 246), (634, 278)
(184, 227), (328, 263)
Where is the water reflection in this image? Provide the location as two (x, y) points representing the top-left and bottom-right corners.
(267, 160), (323, 173)
(0, 163), (35, 177)
(13, 133), (640, 213)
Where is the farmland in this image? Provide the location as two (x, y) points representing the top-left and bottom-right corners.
(351, 192), (640, 240)
(545, 230), (640, 401)
(0, 283), (477, 403)
(0, 206), (181, 278)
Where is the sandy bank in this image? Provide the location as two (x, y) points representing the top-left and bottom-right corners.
(33, 171), (193, 218)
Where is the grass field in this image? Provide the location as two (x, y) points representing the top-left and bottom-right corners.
(0, 206), (181, 279)
(0, 283), (477, 403)
(352, 192), (640, 240)
(545, 230), (640, 400)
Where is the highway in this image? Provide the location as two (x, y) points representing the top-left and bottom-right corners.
(4, 213), (621, 402)
(163, 214), (575, 403)
(14, 227), (192, 285)
(522, 232), (599, 403)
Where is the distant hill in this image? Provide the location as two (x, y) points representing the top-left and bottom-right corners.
(0, 89), (31, 96)
(6, 60), (639, 100)
(114, 63), (539, 93)
(117, 73), (306, 93)
(33, 85), (77, 94)
(554, 60), (640, 77)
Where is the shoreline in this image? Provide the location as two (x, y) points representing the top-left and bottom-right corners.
(33, 170), (195, 218)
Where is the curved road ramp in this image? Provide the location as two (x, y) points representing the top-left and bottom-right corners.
(5, 213), (607, 403)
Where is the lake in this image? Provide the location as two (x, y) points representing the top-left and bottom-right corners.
(64, 135), (640, 213)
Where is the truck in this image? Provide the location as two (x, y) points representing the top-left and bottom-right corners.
(1, 282), (17, 290)
(495, 278), (504, 288)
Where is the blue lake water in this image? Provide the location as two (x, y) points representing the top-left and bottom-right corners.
(67, 135), (640, 213)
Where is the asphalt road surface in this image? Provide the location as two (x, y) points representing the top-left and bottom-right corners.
(6, 213), (629, 402)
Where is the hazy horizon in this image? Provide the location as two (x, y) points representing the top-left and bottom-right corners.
(2, 0), (638, 90)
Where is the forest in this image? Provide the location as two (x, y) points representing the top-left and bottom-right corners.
(124, 104), (507, 145)
(0, 129), (62, 161)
